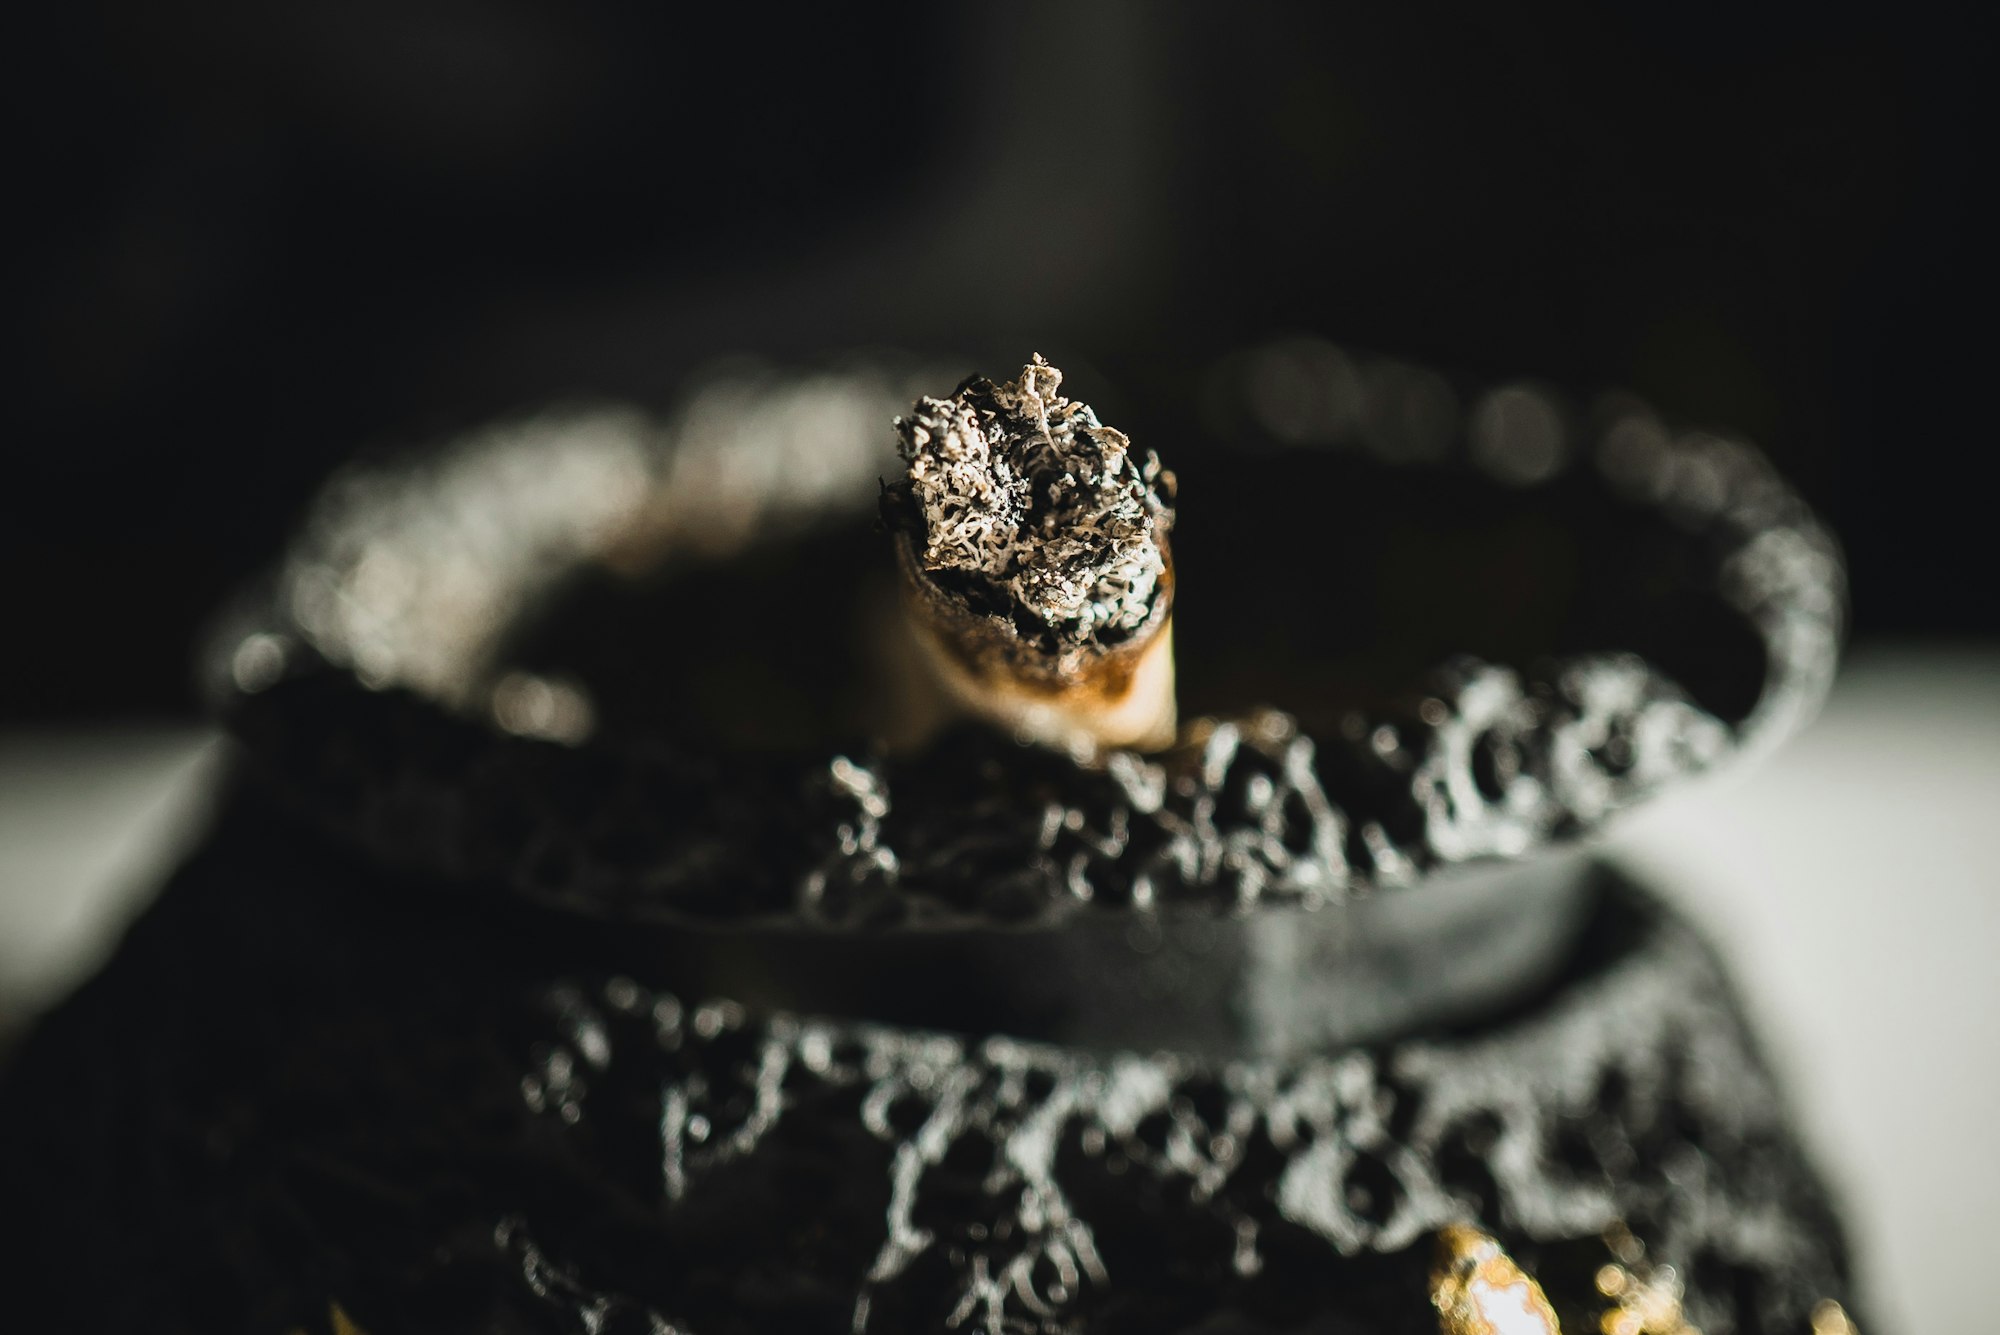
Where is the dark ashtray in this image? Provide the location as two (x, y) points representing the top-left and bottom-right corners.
(0, 345), (1858, 1335)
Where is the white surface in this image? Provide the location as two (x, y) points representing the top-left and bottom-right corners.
(1, 649), (1994, 1330)
(1607, 648), (2000, 1335)
(0, 725), (221, 1014)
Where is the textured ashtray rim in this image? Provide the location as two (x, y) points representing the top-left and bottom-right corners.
(204, 347), (1846, 931)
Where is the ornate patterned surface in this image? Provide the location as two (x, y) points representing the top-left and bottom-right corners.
(0, 826), (1857, 1334)
(498, 876), (1849, 1333)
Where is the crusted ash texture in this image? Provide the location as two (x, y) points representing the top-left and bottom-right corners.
(894, 356), (1173, 653)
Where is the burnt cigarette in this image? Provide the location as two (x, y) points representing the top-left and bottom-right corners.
(884, 355), (1177, 755)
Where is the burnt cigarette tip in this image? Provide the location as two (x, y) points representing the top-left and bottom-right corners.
(886, 356), (1178, 752)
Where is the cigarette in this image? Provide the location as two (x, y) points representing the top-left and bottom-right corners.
(883, 355), (1178, 756)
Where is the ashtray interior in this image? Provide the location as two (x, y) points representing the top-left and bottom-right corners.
(502, 447), (1767, 750)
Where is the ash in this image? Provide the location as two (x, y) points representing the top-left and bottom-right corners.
(895, 356), (1172, 649)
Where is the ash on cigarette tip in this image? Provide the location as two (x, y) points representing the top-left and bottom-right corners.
(893, 356), (1173, 652)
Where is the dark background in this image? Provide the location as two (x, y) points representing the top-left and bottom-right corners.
(5, 1), (1986, 724)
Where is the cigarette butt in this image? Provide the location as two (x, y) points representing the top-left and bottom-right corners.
(884, 356), (1177, 756)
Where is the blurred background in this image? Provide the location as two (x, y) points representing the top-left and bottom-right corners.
(1, 2), (1991, 1330)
